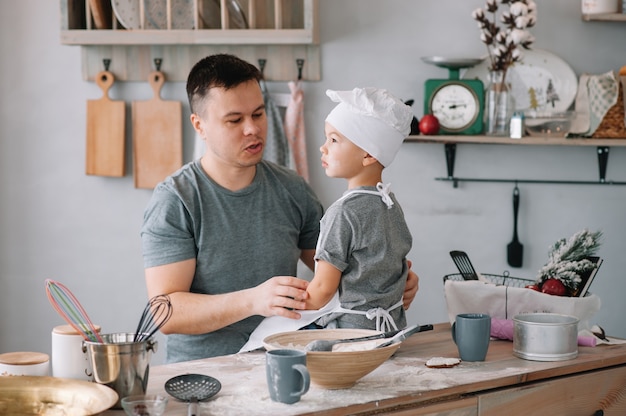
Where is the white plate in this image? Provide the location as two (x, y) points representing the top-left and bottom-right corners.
(463, 49), (578, 113)
(112, 0), (195, 30)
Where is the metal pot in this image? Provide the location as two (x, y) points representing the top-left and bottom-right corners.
(513, 313), (579, 361)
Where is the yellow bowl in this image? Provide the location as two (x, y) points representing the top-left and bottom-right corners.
(263, 329), (401, 389)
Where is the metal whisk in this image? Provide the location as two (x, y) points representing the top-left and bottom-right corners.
(133, 294), (173, 342)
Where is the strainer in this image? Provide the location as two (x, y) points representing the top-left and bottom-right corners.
(164, 374), (221, 416)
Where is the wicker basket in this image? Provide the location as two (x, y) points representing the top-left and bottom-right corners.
(443, 273), (534, 288)
(592, 75), (626, 138)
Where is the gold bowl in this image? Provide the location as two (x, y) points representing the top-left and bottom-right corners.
(264, 329), (401, 389)
(0, 375), (118, 415)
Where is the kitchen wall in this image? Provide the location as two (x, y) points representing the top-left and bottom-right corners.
(1, 0), (625, 365)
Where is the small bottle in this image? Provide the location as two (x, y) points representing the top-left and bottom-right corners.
(510, 112), (525, 139)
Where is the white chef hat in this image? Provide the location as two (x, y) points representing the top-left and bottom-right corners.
(325, 87), (413, 167)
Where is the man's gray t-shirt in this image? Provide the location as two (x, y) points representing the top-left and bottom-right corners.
(314, 187), (412, 329)
(141, 160), (323, 362)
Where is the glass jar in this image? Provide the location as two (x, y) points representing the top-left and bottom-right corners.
(485, 70), (515, 136)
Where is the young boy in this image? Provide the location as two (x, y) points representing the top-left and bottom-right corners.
(304, 87), (414, 332)
(238, 87), (414, 351)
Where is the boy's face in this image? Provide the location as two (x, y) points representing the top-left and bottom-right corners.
(320, 122), (368, 179)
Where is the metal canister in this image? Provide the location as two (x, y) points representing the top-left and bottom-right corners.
(510, 112), (525, 139)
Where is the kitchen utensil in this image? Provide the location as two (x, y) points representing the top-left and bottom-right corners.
(121, 394), (168, 416)
(449, 250), (479, 280)
(0, 376), (118, 415)
(83, 333), (157, 409)
(0, 352), (49, 376)
(304, 328), (402, 352)
(164, 374), (221, 416)
(452, 313), (491, 361)
(86, 69), (125, 177)
(507, 184), (524, 268)
(376, 324), (434, 348)
(199, 0), (249, 28)
(133, 294), (173, 343)
(45, 279), (104, 343)
(524, 110), (577, 137)
(88, 0), (112, 29)
(513, 313), (579, 361)
(264, 328), (401, 389)
(463, 49), (578, 113)
(132, 68), (182, 189)
(265, 349), (310, 404)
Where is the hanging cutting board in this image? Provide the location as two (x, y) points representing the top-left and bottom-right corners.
(132, 71), (182, 189)
(86, 70), (125, 177)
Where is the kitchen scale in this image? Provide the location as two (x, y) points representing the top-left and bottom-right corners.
(422, 56), (485, 135)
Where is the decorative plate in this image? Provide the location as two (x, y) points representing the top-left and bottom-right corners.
(112, 0), (195, 30)
(463, 49), (578, 113)
(0, 376), (118, 414)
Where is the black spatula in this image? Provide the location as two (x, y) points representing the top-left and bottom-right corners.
(507, 184), (523, 267)
(449, 250), (479, 280)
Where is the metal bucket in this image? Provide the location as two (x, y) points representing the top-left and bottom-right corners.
(82, 333), (157, 408)
(513, 313), (578, 362)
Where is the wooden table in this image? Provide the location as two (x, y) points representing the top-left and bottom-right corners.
(102, 323), (626, 415)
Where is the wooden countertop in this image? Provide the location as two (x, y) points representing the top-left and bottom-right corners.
(102, 323), (626, 415)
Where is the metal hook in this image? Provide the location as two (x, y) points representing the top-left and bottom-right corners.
(103, 59), (111, 71)
(258, 59), (267, 77)
(154, 58), (162, 71)
(296, 58), (305, 80)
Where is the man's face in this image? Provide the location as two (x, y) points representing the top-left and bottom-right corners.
(192, 80), (267, 169)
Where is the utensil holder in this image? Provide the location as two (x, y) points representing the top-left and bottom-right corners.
(83, 333), (157, 409)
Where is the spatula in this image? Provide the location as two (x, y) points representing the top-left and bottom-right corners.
(449, 250), (479, 280)
(304, 329), (402, 352)
(507, 184), (524, 268)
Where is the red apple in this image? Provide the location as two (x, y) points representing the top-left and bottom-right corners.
(540, 279), (567, 296)
(419, 114), (440, 135)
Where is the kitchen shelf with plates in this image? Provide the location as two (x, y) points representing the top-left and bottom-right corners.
(410, 47), (626, 187)
(60, 0), (319, 81)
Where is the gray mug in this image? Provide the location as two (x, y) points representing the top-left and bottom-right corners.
(266, 349), (310, 404)
(452, 313), (491, 361)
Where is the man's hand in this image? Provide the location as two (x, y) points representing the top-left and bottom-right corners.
(403, 260), (419, 310)
(253, 276), (309, 319)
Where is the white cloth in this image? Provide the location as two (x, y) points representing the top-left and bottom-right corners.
(443, 280), (601, 331)
(325, 88), (413, 167)
(239, 292), (403, 353)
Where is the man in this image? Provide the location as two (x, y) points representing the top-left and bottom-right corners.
(141, 54), (418, 363)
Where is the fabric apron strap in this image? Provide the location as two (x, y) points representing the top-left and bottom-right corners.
(333, 300), (404, 332)
(338, 182), (394, 208)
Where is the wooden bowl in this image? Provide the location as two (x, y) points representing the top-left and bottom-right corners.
(263, 329), (401, 389)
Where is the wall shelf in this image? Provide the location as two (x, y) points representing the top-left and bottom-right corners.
(60, 0), (320, 82)
(582, 13), (626, 22)
(405, 135), (626, 187)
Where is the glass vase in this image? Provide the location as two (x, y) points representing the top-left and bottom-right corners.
(485, 70), (515, 136)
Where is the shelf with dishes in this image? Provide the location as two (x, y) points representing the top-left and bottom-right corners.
(60, 0), (320, 81)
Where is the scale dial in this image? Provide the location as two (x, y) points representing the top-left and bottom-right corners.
(430, 83), (480, 132)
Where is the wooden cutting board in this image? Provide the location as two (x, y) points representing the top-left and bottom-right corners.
(132, 71), (182, 189)
(86, 70), (125, 177)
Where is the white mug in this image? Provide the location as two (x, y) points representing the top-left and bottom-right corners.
(0, 351), (50, 376)
(51, 324), (100, 380)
